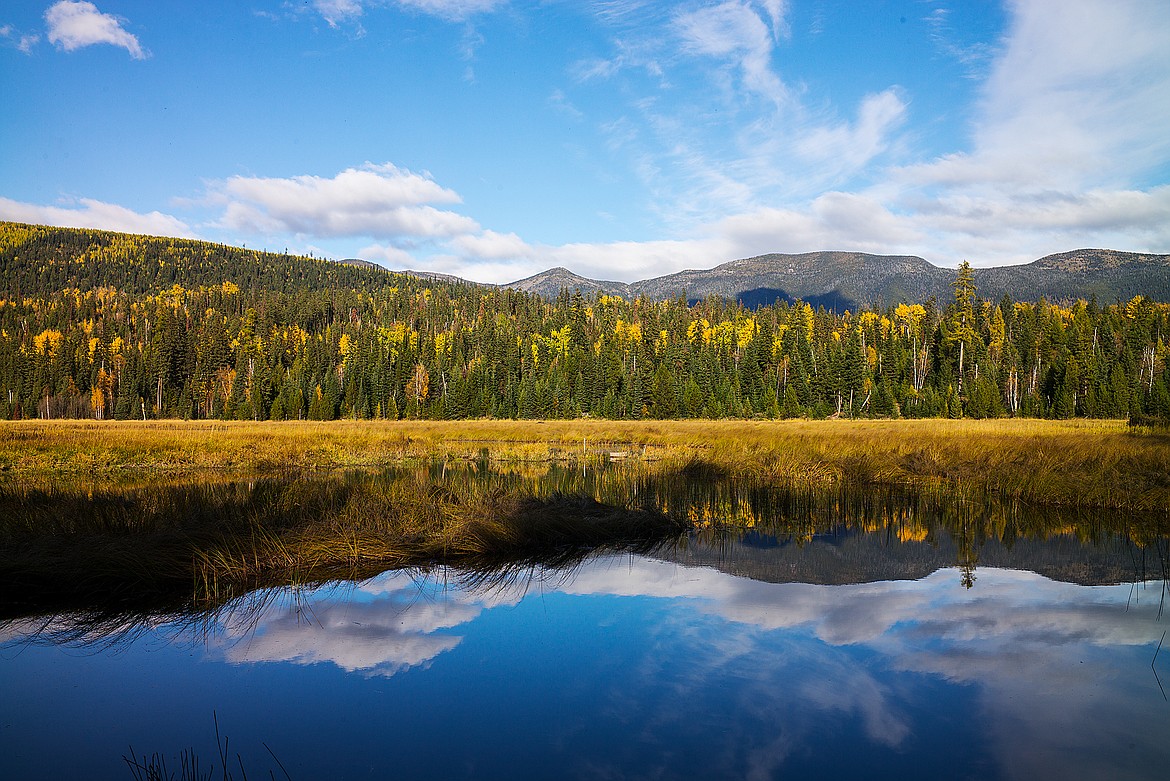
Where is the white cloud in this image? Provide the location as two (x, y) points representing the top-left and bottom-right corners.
(210, 162), (480, 241)
(714, 194), (924, 258)
(357, 242), (418, 268)
(450, 229), (534, 260)
(0, 196), (193, 238)
(44, 1), (147, 59)
(544, 237), (726, 281)
(415, 197), (921, 284)
(905, 0), (1170, 192)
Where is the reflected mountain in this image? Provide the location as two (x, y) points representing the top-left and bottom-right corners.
(667, 525), (1167, 588)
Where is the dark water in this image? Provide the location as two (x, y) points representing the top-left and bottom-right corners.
(1, 467), (1168, 780)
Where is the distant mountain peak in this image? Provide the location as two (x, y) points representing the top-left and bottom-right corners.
(494, 248), (1170, 308)
(509, 267), (630, 298)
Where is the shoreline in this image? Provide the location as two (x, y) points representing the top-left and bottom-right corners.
(1, 418), (1166, 510)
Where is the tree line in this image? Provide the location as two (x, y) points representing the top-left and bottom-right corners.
(1, 222), (1168, 422)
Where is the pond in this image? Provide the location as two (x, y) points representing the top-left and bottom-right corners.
(1, 466), (1168, 780)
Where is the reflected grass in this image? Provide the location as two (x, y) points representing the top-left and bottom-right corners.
(3, 461), (1168, 625)
(0, 468), (686, 619)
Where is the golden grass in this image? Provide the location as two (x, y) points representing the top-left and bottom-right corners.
(1, 418), (1167, 509)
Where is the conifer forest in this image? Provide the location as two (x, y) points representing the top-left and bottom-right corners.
(2, 222), (1168, 423)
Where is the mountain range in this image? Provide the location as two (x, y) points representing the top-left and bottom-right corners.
(401, 249), (1170, 309)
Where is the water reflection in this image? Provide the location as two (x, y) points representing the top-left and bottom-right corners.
(2, 463), (1169, 779)
(3, 553), (1168, 779)
(84, 562), (1170, 778)
(316, 560), (1162, 779)
(212, 572), (525, 677)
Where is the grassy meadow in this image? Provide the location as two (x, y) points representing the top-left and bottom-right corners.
(1, 417), (1167, 509)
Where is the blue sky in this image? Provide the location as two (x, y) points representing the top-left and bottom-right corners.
(2, 1), (1168, 284)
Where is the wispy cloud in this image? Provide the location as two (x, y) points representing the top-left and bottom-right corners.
(557, 0), (913, 241)
(923, 6), (995, 78)
(308, 0), (507, 27)
(496, 0), (1169, 277)
(0, 23), (40, 54)
(548, 88), (584, 120)
(674, 1), (790, 110)
(44, 1), (147, 59)
(795, 90), (907, 176)
(396, 0), (508, 22)
(311, 0), (366, 29)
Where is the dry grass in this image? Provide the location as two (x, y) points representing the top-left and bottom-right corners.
(1, 418), (1167, 509)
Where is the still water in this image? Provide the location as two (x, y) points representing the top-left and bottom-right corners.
(1, 469), (1168, 780)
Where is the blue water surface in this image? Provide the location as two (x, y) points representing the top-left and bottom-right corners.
(2, 558), (1168, 780)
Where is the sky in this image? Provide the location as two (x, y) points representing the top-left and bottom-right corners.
(2, 0), (1169, 284)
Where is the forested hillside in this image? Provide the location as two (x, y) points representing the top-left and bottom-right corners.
(1, 222), (1167, 422)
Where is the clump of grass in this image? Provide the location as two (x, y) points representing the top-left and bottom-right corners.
(124, 712), (290, 781)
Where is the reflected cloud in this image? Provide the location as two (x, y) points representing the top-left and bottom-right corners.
(199, 554), (1167, 777)
(213, 571), (519, 677)
(220, 598), (471, 676)
(558, 557), (1169, 781)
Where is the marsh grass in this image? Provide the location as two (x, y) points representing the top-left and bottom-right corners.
(124, 712), (291, 781)
(2, 418), (1166, 509)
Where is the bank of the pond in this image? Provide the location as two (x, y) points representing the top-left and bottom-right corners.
(1, 418), (1167, 509)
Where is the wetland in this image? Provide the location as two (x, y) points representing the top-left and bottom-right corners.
(1, 420), (1168, 779)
